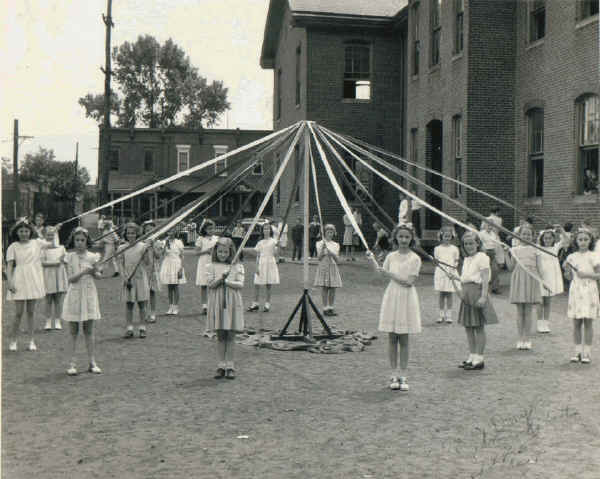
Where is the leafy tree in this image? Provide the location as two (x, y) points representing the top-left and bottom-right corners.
(79, 35), (230, 128)
(78, 92), (121, 125)
(19, 147), (90, 202)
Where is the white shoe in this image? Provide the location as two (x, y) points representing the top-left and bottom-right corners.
(67, 363), (77, 376)
(45, 319), (52, 331)
(88, 363), (102, 374)
(27, 340), (37, 352)
(581, 354), (591, 364)
(517, 341), (524, 350)
(8, 341), (17, 352)
(389, 377), (400, 390)
(172, 305), (179, 315)
(524, 341), (532, 350)
(399, 377), (410, 391)
(166, 305), (173, 315)
(54, 320), (62, 330)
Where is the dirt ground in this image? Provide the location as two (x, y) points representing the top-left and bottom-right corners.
(3, 251), (600, 479)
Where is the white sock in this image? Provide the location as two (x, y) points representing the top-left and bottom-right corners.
(202, 303), (207, 309)
(583, 345), (591, 356)
(264, 302), (270, 308)
(446, 310), (452, 320)
(251, 301), (258, 307)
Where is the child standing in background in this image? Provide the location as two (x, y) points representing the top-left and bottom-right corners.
(367, 224), (421, 392)
(41, 226), (68, 331)
(564, 228), (600, 363)
(141, 220), (163, 323)
(314, 224), (342, 316)
(245, 222), (280, 313)
(195, 220), (219, 316)
(433, 226), (460, 324)
(159, 229), (186, 315)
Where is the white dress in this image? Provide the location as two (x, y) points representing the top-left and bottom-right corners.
(42, 245), (69, 294)
(195, 235), (219, 286)
(377, 251), (422, 334)
(433, 244), (460, 292)
(159, 238), (187, 285)
(254, 238), (280, 285)
(63, 251), (102, 322)
(5, 239), (48, 300)
(566, 251), (600, 320)
(539, 244), (564, 297)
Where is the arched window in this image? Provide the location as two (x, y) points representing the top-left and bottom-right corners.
(577, 94), (599, 195)
(526, 108), (544, 197)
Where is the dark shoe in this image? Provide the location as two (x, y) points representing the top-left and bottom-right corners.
(225, 368), (235, 379)
(139, 329), (146, 339)
(214, 368), (226, 379)
(323, 309), (331, 316)
(113, 272), (120, 277)
(125, 329), (134, 338)
(458, 361), (472, 369)
(247, 305), (259, 312)
(201, 307), (207, 316)
(464, 362), (485, 370)
(329, 309), (338, 316)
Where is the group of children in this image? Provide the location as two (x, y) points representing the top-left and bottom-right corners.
(4, 212), (600, 390)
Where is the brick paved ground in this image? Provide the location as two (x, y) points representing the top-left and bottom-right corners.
(2, 252), (599, 479)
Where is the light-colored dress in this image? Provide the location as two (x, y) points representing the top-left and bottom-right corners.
(195, 235), (219, 286)
(254, 238), (280, 285)
(377, 251), (422, 334)
(159, 238), (187, 284)
(101, 232), (119, 260)
(458, 253), (498, 327)
(566, 251), (600, 320)
(342, 214), (353, 246)
(539, 243), (564, 297)
(207, 262), (245, 331)
(145, 240), (163, 292)
(5, 239), (48, 300)
(314, 240), (342, 288)
(433, 244), (460, 292)
(509, 246), (542, 304)
(63, 251), (102, 322)
(119, 242), (150, 302)
(42, 245), (69, 294)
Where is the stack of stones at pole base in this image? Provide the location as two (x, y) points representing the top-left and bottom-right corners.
(232, 329), (377, 354)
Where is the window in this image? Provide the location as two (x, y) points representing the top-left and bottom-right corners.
(453, 116), (463, 197)
(214, 145), (229, 176)
(527, 109), (544, 197)
(144, 149), (154, 172)
(529, 0), (545, 42)
(578, 0), (599, 21)
(277, 69), (282, 120)
(577, 95), (599, 195)
(430, 0), (441, 66)
(109, 149), (119, 170)
(176, 145), (190, 173)
(343, 42), (371, 100)
(224, 197), (235, 214)
(295, 45), (301, 106)
(454, 0), (464, 54)
(412, 2), (420, 75)
(253, 157), (263, 175)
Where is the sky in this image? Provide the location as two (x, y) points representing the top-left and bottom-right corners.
(0, 0), (274, 183)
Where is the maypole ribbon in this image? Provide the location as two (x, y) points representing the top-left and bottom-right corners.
(63, 122), (302, 225)
(308, 145), (325, 239)
(232, 123), (306, 264)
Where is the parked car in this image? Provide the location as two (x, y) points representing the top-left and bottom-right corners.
(240, 217), (273, 247)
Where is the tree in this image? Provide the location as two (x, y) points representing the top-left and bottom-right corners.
(78, 92), (121, 125)
(79, 35), (230, 128)
(19, 147), (90, 202)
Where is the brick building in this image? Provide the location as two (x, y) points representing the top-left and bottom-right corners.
(97, 127), (273, 224)
(261, 0), (599, 239)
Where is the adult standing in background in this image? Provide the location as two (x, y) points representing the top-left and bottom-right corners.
(410, 188), (422, 238)
(309, 215), (320, 259)
(291, 217), (303, 262)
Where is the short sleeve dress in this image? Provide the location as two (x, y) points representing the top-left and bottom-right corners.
(254, 238), (280, 285)
(342, 214), (353, 246)
(565, 251), (600, 320)
(314, 240), (342, 288)
(119, 242), (150, 302)
(433, 244), (460, 292)
(206, 262), (245, 332)
(144, 240), (163, 292)
(458, 252), (498, 327)
(538, 243), (564, 297)
(195, 235), (219, 286)
(42, 245), (69, 295)
(509, 246), (543, 304)
(159, 238), (187, 285)
(6, 239), (47, 301)
(377, 251), (422, 334)
(63, 251), (102, 322)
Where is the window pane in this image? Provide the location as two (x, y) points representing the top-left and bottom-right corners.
(528, 156), (544, 197)
(455, 158), (463, 197)
(530, 2), (545, 41)
(144, 150), (153, 171)
(110, 149), (119, 170)
(528, 109), (544, 154)
(581, 148), (599, 194)
(413, 41), (420, 75)
(583, 96), (599, 146)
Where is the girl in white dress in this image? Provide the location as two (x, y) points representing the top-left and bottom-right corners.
(118, 223), (150, 338)
(41, 226), (68, 331)
(207, 237), (245, 379)
(244, 222), (280, 312)
(536, 226), (569, 333)
(195, 220), (219, 316)
(433, 226), (460, 324)
(449, 232), (498, 371)
(63, 227), (104, 375)
(563, 228), (600, 363)
(367, 224), (421, 392)
(5, 219), (53, 352)
(100, 221), (120, 277)
(159, 229), (186, 315)
(314, 224), (342, 316)
(141, 220), (163, 323)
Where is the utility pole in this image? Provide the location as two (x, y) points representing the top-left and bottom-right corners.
(101, 0), (113, 205)
(74, 141), (79, 216)
(13, 119), (19, 218)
